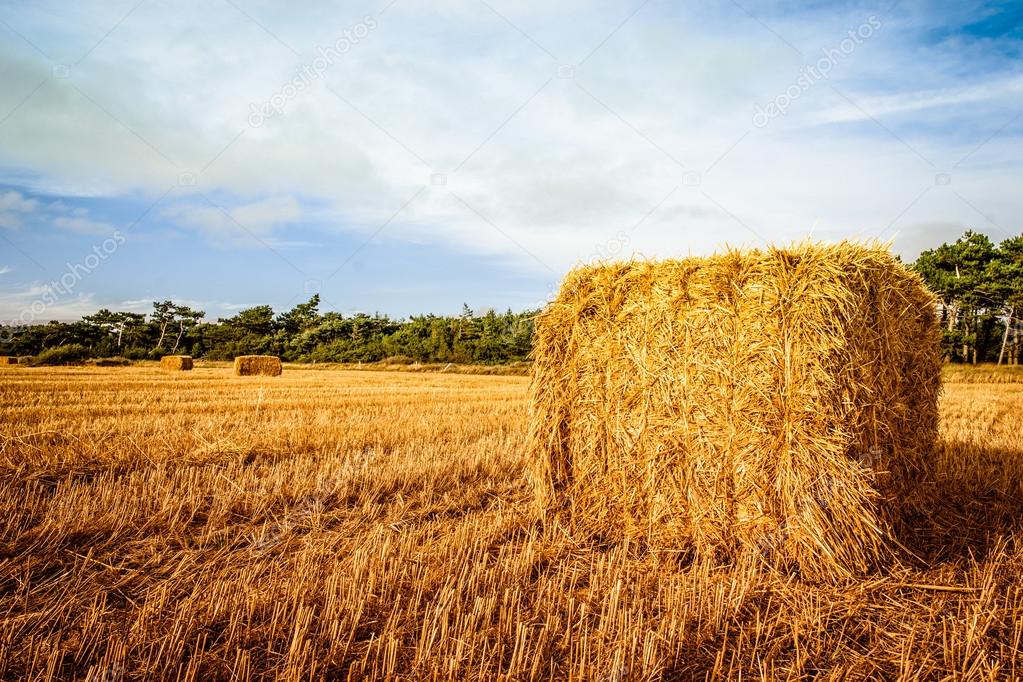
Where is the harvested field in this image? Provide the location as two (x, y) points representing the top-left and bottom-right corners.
(0, 366), (1021, 679)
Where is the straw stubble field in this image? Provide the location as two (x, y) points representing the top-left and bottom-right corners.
(1, 365), (1022, 680)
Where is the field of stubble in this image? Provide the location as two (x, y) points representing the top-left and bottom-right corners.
(1, 365), (1022, 681)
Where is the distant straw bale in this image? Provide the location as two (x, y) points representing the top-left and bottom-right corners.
(234, 355), (282, 377)
(528, 242), (941, 580)
(160, 355), (193, 371)
(0, 356), (17, 366)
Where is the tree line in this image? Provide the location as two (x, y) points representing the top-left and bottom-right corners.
(912, 231), (1022, 364)
(2, 297), (535, 365)
(1, 229), (1020, 365)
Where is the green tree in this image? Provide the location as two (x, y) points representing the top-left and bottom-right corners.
(82, 309), (121, 354)
(170, 305), (205, 353)
(987, 236), (1023, 365)
(225, 306), (275, 336)
(913, 231), (998, 362)
(276, 295), (320, 336)
(113, 312), (146, 349)
(151, 300), (177, 351)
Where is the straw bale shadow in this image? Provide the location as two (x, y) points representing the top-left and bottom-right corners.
(895, 439), (1023, 566)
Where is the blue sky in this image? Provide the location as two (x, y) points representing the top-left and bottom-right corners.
(0, 0), (1021, 322)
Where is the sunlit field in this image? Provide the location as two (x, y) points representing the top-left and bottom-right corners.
(1, 365), (1022, 680)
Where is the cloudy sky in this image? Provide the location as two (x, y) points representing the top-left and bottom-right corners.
(0, 0), (1020, 322)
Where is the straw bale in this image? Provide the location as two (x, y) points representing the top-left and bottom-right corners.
(0, 356), (17, 366)
(528, 243), (940, 579)
(160, 355), (193, 371)
(234, 355), (282, 377)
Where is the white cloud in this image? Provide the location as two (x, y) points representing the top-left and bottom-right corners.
(0, 284), (99, 324)
(0, 214), (22, 230)
(164, 195), (303, 245)
(53, 215), (116, 235)
(0, 189), (39, 229)
(0, 266), (12, 275)
(0, 0), (1019, 277)
(0, 190), (38, 212)
(0, 290), (234, 324)
(811, 74), (1023, 126)
(231, 196), (302, 232)
(1, 189), (118, 234)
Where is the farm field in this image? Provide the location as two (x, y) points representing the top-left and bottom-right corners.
(1, 366), (1022, 680)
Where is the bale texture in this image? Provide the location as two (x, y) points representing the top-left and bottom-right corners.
(528, 243), (941, 580)
(160, 355), (193, 371)
(234, 355), (282, 377)
(0, 356), (17, 366)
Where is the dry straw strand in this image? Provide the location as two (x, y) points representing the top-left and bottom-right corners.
(234, 355), (283, 377)
(160, 355), (193, 371)
(528, 241), (941, 581)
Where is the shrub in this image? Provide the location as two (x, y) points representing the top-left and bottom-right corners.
(30, 344), (92, 366)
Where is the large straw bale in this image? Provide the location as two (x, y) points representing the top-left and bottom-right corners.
(234, 355), (282, 377)
(0, 356), (17, 366)
(528, 243), (941, 580)
(160, 355), (193, 371)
